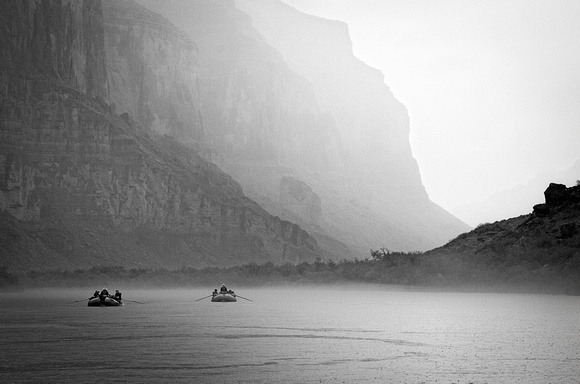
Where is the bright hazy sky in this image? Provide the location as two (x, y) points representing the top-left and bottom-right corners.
(280, 0), (580, 212)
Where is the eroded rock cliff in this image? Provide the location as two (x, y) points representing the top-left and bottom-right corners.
(0, 0), (109, 99)
(102, 0), (204, 142)
(137, 0), (469, 254)
(0, 0), (321, 272)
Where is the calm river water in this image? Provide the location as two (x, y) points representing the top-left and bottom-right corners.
(0, 287), (579, 383)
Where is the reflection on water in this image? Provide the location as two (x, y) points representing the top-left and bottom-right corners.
(1, 287), (579, 383)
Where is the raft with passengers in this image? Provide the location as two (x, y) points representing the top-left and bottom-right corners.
(195, 285), (253, 303)
(212, 285), (237, 302)
(87, 288), (123, 307)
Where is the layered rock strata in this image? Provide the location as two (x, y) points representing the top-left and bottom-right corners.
(0, 0), (321, 272)
(102, 0), (204, 142)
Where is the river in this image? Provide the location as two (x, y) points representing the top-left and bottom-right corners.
(1, 287), (578, 383)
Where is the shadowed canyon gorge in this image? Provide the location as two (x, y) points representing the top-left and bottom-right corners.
(0, 0), (469, 272)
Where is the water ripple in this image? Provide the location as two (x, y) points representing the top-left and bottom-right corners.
(217, 333), (429, 347)
(202, 325), (382, 333)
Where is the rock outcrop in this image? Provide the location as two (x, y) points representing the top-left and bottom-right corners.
(533, 203), (550, 217)
(0, 0), (321, 272)
(544, 182), (579, 206)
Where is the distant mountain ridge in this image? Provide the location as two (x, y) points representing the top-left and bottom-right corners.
(451, 160), (580, 227)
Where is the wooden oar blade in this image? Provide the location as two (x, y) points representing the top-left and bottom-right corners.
(67, 297), (92, 304)
(124, 299), (144, 304)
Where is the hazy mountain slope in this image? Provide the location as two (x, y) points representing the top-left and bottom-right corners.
(236, 0), (422, 203)
(0, 0), (321, 272)
(452, 160), (580, 226)
(137, 0), (470, 254)
(136, 0), (342, 170)
(422, 183), (580, 293)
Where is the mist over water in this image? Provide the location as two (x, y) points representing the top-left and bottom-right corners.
(1, 287), (578, 383)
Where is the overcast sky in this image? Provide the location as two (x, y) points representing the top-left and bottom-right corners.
(280, 0), (580, 212)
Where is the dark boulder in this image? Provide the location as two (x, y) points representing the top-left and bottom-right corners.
(569, 185), (580, 203)
(544, 183), (569, 206)
(533, 203), (550, 217)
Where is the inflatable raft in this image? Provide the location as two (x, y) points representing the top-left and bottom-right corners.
(211, 293), (237, 302)
(87, 297), (123, 307)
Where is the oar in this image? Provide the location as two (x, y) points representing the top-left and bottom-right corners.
(123, 299), (145, 304)
(67, 298), (92, 304)
(236, 295), (253, 302)
(195, 294), (214, 302)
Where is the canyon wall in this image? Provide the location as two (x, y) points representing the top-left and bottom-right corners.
(137, 0), (470, 254)
(236, 0), (424, 204)
(0, 0), (321, 272)
(0, 0), (470, 273)
(102, 0), (204, 142)
(0, 0), (109, 99)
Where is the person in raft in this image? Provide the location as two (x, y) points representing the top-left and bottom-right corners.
(99, 288), (110, 303)
(220, 284), (228, 293)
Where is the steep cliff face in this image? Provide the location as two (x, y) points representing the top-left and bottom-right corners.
(137, 0), (469, 254)
(0, 0), (111, 227)
(0, 0), (109, 99)
(236, 0), (423, 204)
(102, 0), (204, 142)
(137, 0), (343, 172)
(0, 0), (321, 272)
(234, 1), (472, 246)
(136, 0), (354, 257)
